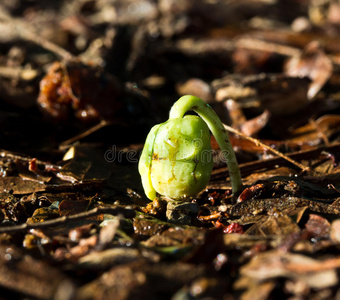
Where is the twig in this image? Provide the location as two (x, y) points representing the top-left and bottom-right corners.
(0, 206), (135, 234)
(223, 123), (311, 172)
(0, 5), (75, 61)
(236, 38), (300, 57)
(237, 37), (340, 66)
(212, 143), (340, 182)
(16, 25), (75, 61)
(310, 118), (330, 146)
(59, 120), (111, 148)
(0, 149), (61, 170)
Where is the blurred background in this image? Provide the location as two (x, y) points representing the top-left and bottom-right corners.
(0, 0), (340, 157)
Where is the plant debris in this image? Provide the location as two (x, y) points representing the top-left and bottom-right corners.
(2, 0), (340, 299)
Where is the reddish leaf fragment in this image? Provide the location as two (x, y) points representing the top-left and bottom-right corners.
(237, 183), (266, 203)
(69, 223), (97, 242)
(225, 99), (270, 136)
(37, 61), (123, 122)
(28, 158), (37, 172)
(223, 222), (244, 234)
(215, 220), (244, 234)
(55, 235), (98, 262)
(240, 110), (271, 137)
(142, 197), (167, 217)
(305, 214), (330, 240)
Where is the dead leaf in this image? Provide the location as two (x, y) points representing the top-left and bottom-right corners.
(330, 219), (340, 243)
(284, 41), (333, 99)
(0, 245), (73, 299)
(78, 247), (141, 270)
(0, 177), (46, 194)
(245, 213), (300, 236)
(305, 214), (330, 240)
(176, 78), (213, 103)
(37, 61), (123, 122)
(241, 251), (339, 289)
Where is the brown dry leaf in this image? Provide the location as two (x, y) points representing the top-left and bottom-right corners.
(330, 219), (340, 243)
(245, 213), (300, 236)
(250, 76), (310, 115)
(287, 114), (340, 145)
(0, 244), (73, 299)
(223, 233), (281, 250)
(240, 251), (340, 289)
(142, 227), (204, 248)
(26, 206), (60, 223)
(0, 176), (46, 194)
(133, 217), (168, 238)
(234, 279), (276, 300)
(76, 260), (206, 300)
(77, 247), (141, 270)
(58, 199), (90, 216)
(176, 78), (213, 103)
(284, 41), (333, 99)
(69, 223), (97, 242)
(57, 158), (92, 182)
(59, 146), (112, 182)
(215, 74), (310, 115)
(75, 260), (148, 300)
(240, 110), (270, 137)
(58, 199), (103, 221)
(225, 99), (270, 136)
(232, 46), (275, 74)
(305, 214), (330, 240)
(98, 219), (119, 247)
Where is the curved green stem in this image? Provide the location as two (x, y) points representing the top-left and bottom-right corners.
(169, 95), (243, 194)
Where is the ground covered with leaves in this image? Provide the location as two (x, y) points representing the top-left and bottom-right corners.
(2, 0), (340, 299)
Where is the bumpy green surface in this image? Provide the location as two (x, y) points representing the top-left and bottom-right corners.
(138, 115), (213, 200)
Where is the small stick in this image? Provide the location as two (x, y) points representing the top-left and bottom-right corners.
(223, 123), (310, 172)
(0, 206), (135, 234)
(59, 120), (110, 148)
(0, 6), (75, 61)
(237, 37), (340, 66)
(17, 25), (75, 61)
(236, 38), (301, 57)
(0, 149), (61, 170)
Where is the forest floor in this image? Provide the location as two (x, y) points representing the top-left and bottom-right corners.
(1, 0), (340, 299)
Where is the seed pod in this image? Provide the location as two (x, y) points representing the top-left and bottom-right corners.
(139, 95), (243, 200)
(139, 115), (213, 200)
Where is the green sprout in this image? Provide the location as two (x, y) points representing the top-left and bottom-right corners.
(139, 95), (243, 200)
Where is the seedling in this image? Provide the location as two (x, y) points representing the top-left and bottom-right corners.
(139, 95), (242, 200)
